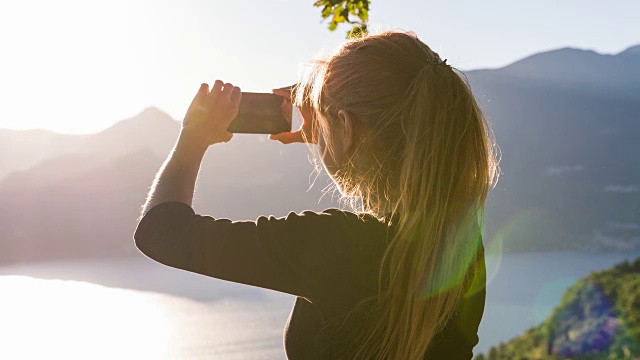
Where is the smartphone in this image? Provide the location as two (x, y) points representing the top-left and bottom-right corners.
(227, 92), (292, 134)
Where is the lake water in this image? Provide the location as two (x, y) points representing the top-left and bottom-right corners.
(1, 251), (639, 359)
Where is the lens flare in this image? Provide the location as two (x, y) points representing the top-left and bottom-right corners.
(484, 208), (560, 289)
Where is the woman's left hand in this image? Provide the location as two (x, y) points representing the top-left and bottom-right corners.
(180, 80), (242, 147)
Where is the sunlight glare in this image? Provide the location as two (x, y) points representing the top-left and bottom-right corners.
(0, 0), (168, 134)
(0, 276), (174, 360)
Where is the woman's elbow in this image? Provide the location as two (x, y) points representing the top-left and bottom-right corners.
(132, 202), (197, 268)
(134, 232), (163, 262)
(134, 231), (190, 269)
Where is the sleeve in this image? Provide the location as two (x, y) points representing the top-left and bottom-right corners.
(134, 201), (346, 300)
(457, 240), (487, 357)
(426, 239), (486, 359)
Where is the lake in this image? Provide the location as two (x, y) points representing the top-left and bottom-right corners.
(1, 250), (639, 359)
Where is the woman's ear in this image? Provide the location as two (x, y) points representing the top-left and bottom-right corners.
(337, 109), (355, 155)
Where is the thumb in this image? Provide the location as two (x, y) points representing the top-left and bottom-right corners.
(222, 131), (233, 143)
(269, 131), (302, 144)
(272, 87), (292, 98)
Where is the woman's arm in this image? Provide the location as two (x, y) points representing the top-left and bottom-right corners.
(134, 82), (366, 301)
(141, 134), (207, 215)
(140, 81), (241, 216)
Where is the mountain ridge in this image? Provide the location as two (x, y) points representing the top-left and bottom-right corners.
(0, 107), (179, 179)
(617, 44), (640, 56)
(0, 42), (638, 264)
(469, 44), (640, 90)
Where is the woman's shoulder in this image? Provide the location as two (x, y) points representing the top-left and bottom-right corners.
(319, 208), (385, 223)
(275, 207), (386, 226)
(276, 208), (390, 251)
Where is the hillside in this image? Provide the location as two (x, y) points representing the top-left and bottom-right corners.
(0, 129), (81, 179)
(475, 258), (640, 360)
(466, 44), (640, 252)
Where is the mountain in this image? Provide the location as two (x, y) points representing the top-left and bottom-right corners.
(619, 45), (640, 57)
(495, 46), (640, 89)
(0, 129), (79, 179)
(474, 257), (640, 360)
(0, 109), (337, 264)
(0, 107), (179, 179)
(0, 43), (639, 264)
(466, 43), (640, 252)
(0, 150), (162, 263)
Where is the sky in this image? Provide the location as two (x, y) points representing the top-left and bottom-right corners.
(0, 0), (638, 134)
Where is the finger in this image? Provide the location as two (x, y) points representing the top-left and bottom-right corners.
(231, 87), (242, 107)
(188, 83), (209, 111)
(299, 105), (315, 123)
(272, 88), (291, 98)
(274, 84), (296, 91)
(272, 84), (295, 98)
(207, 80), (224, 106)
(268, 133), (291, 144)
(280, 96), (292, 105)
(268, 131), (303, 144)
(211, 80), (224, 93)
(223, 131), (233, 143)
(280, 98), (292, 122)
(222, 82), (234, 100)
(198, 83), (209, 96)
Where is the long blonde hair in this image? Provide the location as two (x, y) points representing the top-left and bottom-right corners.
(295, 30), (499, 359)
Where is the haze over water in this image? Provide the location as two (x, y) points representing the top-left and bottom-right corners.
(2, 250), (639, 359)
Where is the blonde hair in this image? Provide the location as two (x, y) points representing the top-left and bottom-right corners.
(295, 30), (499, 359)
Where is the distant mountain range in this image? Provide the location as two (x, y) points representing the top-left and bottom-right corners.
(466, 44), (640, 252)
(1, 44), (639, 264)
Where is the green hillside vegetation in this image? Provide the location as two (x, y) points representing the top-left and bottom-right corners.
(475, 258), (640, 360)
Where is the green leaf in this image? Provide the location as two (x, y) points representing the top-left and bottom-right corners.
(314, 0), (370, 37)
(341, 7), (350, 22)
(321, 5), (333, 18)
(347, 23), (367, 38)
(358, 8), (368, 22)
(332, 6), (345, 23)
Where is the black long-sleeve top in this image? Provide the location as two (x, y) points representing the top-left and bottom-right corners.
(134, 201), (486, 359)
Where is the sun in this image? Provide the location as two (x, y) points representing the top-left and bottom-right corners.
(0, 0), (159, 134)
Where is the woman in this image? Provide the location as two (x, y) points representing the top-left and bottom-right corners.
(135, 30), (499, 359)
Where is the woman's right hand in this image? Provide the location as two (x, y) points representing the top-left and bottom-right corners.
(269, 86), (318, 144)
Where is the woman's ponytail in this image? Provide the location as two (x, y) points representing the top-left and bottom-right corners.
(302, 30), (499, 359)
